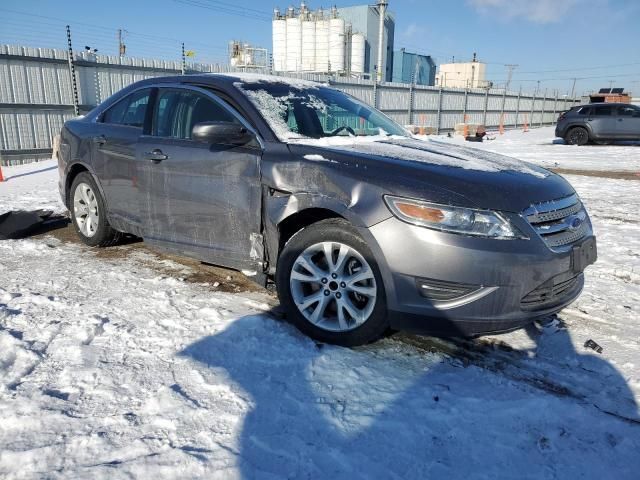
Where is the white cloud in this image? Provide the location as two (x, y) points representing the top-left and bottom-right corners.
(467, 0), (580, 23)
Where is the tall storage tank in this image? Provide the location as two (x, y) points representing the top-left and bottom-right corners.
(272, 18), (287, 72)
(328, 17), (345, 72)
(286, 16), (302, 71)
(314, 18), (329, 73)
(351, 33), (365, 74)
(301, 19), (316, 71)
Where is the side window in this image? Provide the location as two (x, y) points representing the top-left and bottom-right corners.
(616, 106), (637, 117)
(593, 106), (612, 116)
(577, 106), (591, 115)
(102, 88), (151, 127)
(153, 89), (239, 139)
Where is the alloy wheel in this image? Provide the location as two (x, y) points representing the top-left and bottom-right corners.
(73, 182), (99, 238)
(289, 241), (377, 332)
(569, 128), (588, 145)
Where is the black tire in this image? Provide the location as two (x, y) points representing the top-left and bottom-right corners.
(69, 172), (121, 247)
(565, 126), (589, 146)
(276, 218), (388, 347)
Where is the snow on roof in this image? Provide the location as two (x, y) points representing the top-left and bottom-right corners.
(212, 72), (325, 88)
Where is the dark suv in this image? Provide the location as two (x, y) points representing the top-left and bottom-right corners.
(58, 74), (597, 346)
(556, 102), (640, 145)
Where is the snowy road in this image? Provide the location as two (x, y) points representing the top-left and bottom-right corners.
(1, 127), (639, 479)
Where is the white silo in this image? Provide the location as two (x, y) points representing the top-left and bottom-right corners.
(314, 15), (329, 72)
(351, 33), (365, 74)
(286, 15), (302, 71)
(272, 10), (287, 72)
(301, 17), (316, 71)
(328, 17), (345, 72)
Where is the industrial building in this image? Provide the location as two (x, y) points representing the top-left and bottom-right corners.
(271, 1), (395, 80)
(391, 48), (436, 86)
(228, 41), (269, 69)
(435, 56), (488, 89)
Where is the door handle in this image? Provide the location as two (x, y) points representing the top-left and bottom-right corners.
(618, 118), (623, 122)
(92, 135), (107, 145)
(144, 149), (168, 162)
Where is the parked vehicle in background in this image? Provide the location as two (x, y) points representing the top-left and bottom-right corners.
(556, 103), (640, 145)
(58, 74), (597, 346)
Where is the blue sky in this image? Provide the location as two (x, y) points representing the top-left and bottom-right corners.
(2, 0), (639, 95)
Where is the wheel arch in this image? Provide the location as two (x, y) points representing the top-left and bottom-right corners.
(64, 162), (106, 210)
(276, 207), (346, 255)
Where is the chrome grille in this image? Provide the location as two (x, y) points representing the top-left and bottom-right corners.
(523, 194), (589, 249)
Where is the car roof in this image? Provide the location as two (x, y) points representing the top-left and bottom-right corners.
(587, 102), (634, 107)
(135, 72), (324, 89)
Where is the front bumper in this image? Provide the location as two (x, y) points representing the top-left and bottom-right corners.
(363, 216), (592, 337)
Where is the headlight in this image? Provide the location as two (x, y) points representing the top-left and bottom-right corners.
(384, 195), (527, 239)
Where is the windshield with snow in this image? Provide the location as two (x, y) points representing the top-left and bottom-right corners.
(236, 81), (409, 141)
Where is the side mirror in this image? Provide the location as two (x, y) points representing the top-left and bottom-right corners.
(192, 121), (253, 146)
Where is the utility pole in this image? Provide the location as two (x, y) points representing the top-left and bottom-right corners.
(570, 77), (577, 99)
(66, 25), (80, 116)
(376, 0), (388, 83)
(504, 64), (518, 91)
(181, 42), (186, 75)
(118, 29), (126, 57)
(470, 52), (477, 89)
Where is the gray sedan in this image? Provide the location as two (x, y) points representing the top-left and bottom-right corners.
(57, 74), (597, 346)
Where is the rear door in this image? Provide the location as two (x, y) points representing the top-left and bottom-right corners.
(92, 87), (153, 230)
(614, 105), (640, 139)
(586, 105), (616, 137)
(136, 86), (263, 269)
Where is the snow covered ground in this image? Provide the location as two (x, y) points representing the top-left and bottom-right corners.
(430, 126), (640, 173)
(1, 129), (639, 479)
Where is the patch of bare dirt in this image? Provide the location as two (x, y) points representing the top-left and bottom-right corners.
(551, 168), (640, 181)
(35, 223), (266, 295)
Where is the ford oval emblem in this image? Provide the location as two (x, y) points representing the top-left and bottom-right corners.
(568, 215), (584, 231)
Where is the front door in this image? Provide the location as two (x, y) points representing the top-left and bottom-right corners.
(586, 104), (616, 137)
(614, 105), (640, 139)
(92, 87), (152, 231)
(137, 86), (263, 270)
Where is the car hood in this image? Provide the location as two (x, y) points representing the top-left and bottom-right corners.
(288, 137), (575, 213)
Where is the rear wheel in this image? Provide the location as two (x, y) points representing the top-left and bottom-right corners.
(565, 127), (589, 146)
(276, 218), (388, 346)
(70, 172), (121, 247)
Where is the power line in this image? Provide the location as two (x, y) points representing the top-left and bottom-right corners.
(172, 0), (272, 22)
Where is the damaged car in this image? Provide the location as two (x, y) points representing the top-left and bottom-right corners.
(57, 74), (597, 346)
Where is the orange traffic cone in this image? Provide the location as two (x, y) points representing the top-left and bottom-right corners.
(499, 113), (505, 135)
(0, 164), (4, 182)
(463, 114), (469, 137)
(523, 114), (529, 133)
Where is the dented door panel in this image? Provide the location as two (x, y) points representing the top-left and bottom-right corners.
(137, 136), (262, 270)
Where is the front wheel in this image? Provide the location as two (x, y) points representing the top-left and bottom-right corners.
(276, 219), (388, 346)
(565, 127), (589, 146)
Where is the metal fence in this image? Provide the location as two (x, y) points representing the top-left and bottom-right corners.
(0, 44), (581, 165)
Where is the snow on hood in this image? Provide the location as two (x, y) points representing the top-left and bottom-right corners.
(292, 136), (549, 178)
